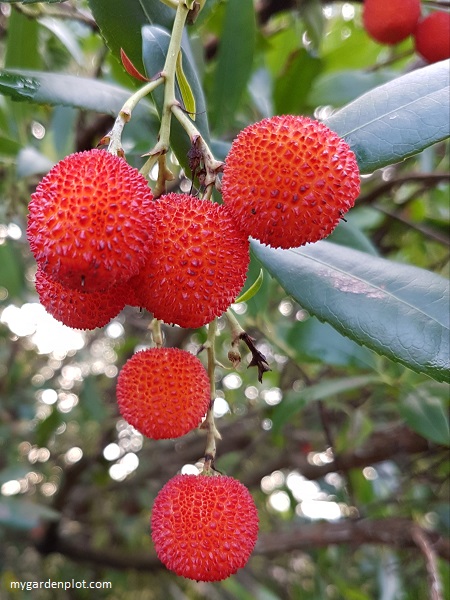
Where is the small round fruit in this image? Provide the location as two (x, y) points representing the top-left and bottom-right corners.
(415, 12), (450, 63)
(27, 149), (155, 292)
(221, 115), (360, 249)
(132, 194), (250, 328)
(35, 268), (128, 330)
(151, 474), (259, 581)
(362, 0), (421, 45)
(116, 348), (210, 439)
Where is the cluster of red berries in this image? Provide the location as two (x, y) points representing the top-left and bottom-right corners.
(362, 0), (450, 64)
(27, 115), (360, 331)
(27, 114), (360, 580)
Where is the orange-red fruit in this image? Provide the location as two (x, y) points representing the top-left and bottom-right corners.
(35, 268), (128, 330)
(132, 194), (250, 328)
(362, 0), (421, 45)
(116, 348), (210, 439)
(221, 115), (360, 249)
(27, 149), (155, 292)
(414, 12), (450, 63)
(151, 474), (259, 581)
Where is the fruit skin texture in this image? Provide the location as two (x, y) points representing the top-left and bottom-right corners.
(415, 12), (450, 63)
(35, 268), (128, 330)
(27, 149), (155, 292)
(221, 115), (360, 249)
(151, 474), (259, 581)
(362, 0), (421, 45)
(132, 193), (250, 328)
(116, 348), (210, 440)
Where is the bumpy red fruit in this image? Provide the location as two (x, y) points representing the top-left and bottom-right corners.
(116, 348), (210, 439)
(362, 0), (421, 45)
(35, 268), (128, 330)
(132, 194), (250, 328)
(415, 12), (450, 63)
(27, 149), (155, 292)
(151, 474), (259, 581)
(221, 115), (360, 249)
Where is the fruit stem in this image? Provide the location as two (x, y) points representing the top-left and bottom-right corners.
(225, 308), (246, 345)
(150, 318), (163, 348)
(172, 104), (224, 192)
(143, 1), (190, 162)
(106, 78), (164, 156)
(159, 0), (179, 9)
(203, 319), (221, 470)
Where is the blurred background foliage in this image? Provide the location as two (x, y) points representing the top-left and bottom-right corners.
(0, 1), (449, 599)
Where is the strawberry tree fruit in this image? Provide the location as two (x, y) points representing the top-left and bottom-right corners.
(414, 11), (450, 64)
(132, 193), (250, 328)
(27, 149), (155, 292)
(151, 474), (259, 581)
(35, 268), (129, 330)
(362, 0), (421, 45)
(116, 348), (210, 440)
(221, 115), (360, 249)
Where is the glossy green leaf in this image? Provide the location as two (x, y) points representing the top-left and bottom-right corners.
(0, 69), (156, 118)
(400, 382), (450, 445)
(88, 0), (174, 75)
(252, 240), (450, 383)
(326, 60), (450, 174)
(176, 50), (196, 119)
(209, 0), (255, 132)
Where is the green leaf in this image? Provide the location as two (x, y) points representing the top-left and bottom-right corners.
(176, 50), (196, 119)
(88, 0), (174, 76)
(272, 375), (378, 435)
(400, 382), (450, 445)
(4, 0), (65, 3)
(286, 318), (375, 368)
(0, 241), (25, 300)
(0, 498), (59, 531)
(35, 407), (63, 447)
(274, 49), (323, 115)
(209, 0), (255, 132)
(235, 269), (263, 303)
(252, 240), (450, 383)
(142, 25), (210, 168)
(308, 69), (398, 108)
(0, 69), (156, 118)
(326, 60), (450, 174)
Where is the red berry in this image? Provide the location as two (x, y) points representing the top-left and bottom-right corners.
(35, 268), (127, 330)
(362, 0), (421, 45)
(415, 12), (450, 63)
(27, 149), (155, 292)
(116, 348), (210, 439)
(151, 474), (259, 581)
(221, 115), (360, 249)
(132, 194), (250, 328)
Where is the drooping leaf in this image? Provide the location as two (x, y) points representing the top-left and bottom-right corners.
(209, 0), (255, 132)
(88, 0), (174, 76)
(252, 240), (450, 383)
(0, 69), (157, 119)
(326, 60), (450, 173)
(400, 382), (450, 445)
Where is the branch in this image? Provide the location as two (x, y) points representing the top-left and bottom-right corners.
(412, 526), (444, 600)
(36, 517), (450, 572)
(357, 173), (450, 205)
(242, 423), (433, 488)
